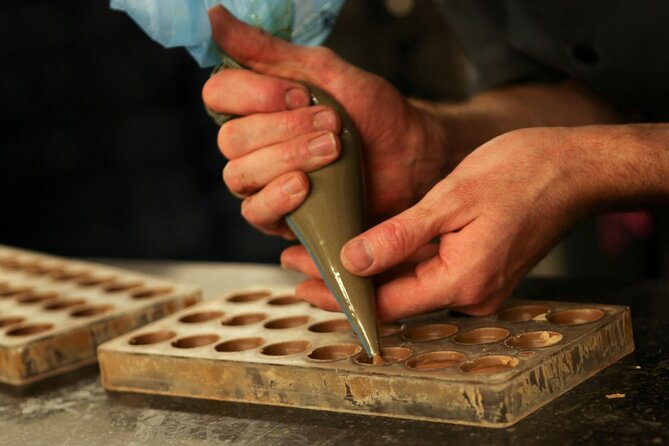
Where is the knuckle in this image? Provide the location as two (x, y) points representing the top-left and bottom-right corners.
(217, 122), (238, 158)
(378, 219), (411, 254)
(223, 161), (249, 193)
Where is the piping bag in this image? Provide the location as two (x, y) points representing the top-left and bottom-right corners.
(110, 0), (382, 360)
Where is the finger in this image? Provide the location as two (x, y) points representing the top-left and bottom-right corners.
(449, 292), (508, 317)
(223, 131), (340, 196)
(203, 69), (310, 115)
(208, 6), (346, 83)
(218, 106), (340, 159)
(340, 202), (442, 277)
(241, 172), (309, 235)
(294, 279), (341, 312)
(280, 245), (321, 279)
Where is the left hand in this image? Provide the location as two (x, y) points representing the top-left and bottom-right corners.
(281, 126), (594, 320)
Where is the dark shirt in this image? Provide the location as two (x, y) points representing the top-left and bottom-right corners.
(437, 0), (669, 119)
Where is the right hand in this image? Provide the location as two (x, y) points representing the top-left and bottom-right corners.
(202, 6), (449, 239)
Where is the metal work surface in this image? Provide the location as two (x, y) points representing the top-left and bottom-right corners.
(0, 260), (666, 444)
(99, 286), (633, 427)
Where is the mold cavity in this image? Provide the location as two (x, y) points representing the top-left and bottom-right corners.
(403, 323), (457, 342)
(70, 305), (114, 317)
(6, 323), (54, 336)
(308, 318), (351, 333)
(43, 299), (87, 311)
(460, 355), (520, 374)
(355, 346), (413, 365)
(129, 330), (177, 345)
(260, 340), (310, 356)
(406, 351), (465, 371)
(0, 286), (32, 298)
(75, 275), (116, 287)
(172, 334), (220, 349)
(131, 286), (174, 299)
(264, 315), (310, 329)
(103, 281), (144, 293)
(24, 263), (57, 276)
(378, 323), (404, 337)
(222, 313), (267, 326)
(547, 308), (604, 325)
(308, 343), (361, 361)
(179, 311), (224, 323)
(453, 327), (509, 344)
(17, 292), (59, 305)
(267, 295), (302, 306)
(227, 291), (271, 303)
(498, 305), (550, 322)
(50, 268), (90, 282)
(215, 337), (265, 352)
(506, 331), (563, 349)
(0, 316), (25, 328)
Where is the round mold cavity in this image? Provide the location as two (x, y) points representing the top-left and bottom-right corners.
(6, 323), (54, 336)
(43, 298), (87, 311)
(172, 334), (220, 349)
(17, 292), (59, 305)
(460, 355), (520, 374)
(0, 316), (26, 328)
(179, 311), (224, 324)
(103, 280), (144, 294)
(355, 346), (414, 366)
(215, 337), (265, 352)
(227, 290), (271, 303)
(403, 323), (458, 342)
(308, 318), (351, 333)
(378, 323), (404, 337)
(222, 313), (268, 326)
(260, 340), (310, 356)
(453, 327), (509, 345)
(0, 286), (32, 298)
(129, 330), (177, 345)
(308, 343), (362, 362)
(498, 305), (550, 322)
(23, 263), (56, 276)
(70, 305), (114, 318)
(267, 295), (302, 306)
(406, 351), (465, 371)
(506, 330), (563, 349)
(75, 275), (117, 287)
(131, 286), (174, 299)
(547, 308), (604, 325)
(49, 268), (90, 282)
(264, 315), (310, 330)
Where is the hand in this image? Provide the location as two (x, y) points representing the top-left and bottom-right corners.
(282, 126), (590, 320)
(202, 6), (448, 238)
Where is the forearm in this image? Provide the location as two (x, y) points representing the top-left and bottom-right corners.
(412, 80), (623, 171)
(559, 123), (669, 212)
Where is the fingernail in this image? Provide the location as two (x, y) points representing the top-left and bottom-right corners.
(285, 87), (310, 109)
(282, 176), (304, 196)
(308, 133), (336, 156)
(343, 239), (373, 271)
(313, 110), (337, 131)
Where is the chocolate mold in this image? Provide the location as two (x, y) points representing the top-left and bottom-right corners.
(0, 244), (201, 385)
(98, 285), (634, 427)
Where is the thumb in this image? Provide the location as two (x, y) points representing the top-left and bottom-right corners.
(208, 5), (312, 79)
(340, 203), (443, 277)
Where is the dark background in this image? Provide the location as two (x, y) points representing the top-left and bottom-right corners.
(0, 0), (665, 278)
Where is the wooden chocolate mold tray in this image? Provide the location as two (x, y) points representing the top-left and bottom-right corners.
(0, 244), (201, 385)
(99, 285), (634, 427)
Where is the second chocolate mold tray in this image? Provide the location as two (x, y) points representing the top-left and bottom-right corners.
(0, 244), (201, 385)
(98, 285), (634, 427)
